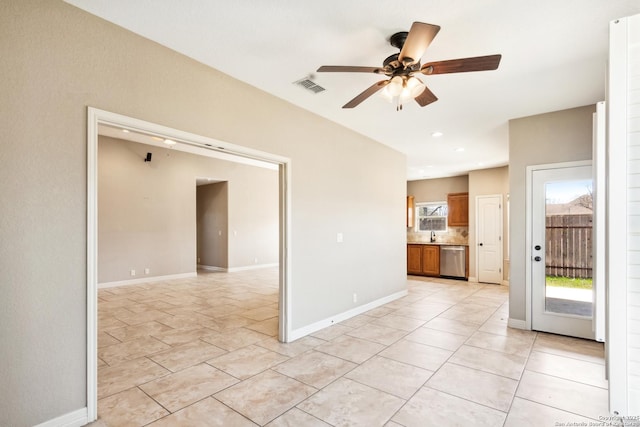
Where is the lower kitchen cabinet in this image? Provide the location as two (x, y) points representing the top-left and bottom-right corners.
(407, 244), (440, 277)
(422, 245), (440, 276)
(407, 244), (423, 275)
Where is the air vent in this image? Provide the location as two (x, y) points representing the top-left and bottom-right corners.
(293, 77), (325, 94)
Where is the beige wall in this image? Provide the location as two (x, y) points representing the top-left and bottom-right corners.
(197, 182), (229, 269)
(98, 135), (278, 282)
(508, 105), (595, 323)
(0, 2), (406, 425)
(226, 165), (279, 269)
(468, 166), (510, 281)
(407, 175), (469, 203)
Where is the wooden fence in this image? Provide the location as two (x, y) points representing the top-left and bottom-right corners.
(545, 214), (593, 279)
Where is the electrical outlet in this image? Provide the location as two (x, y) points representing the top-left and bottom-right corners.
(130, 269), (136, 277)
(254, 257), (258, 264)
(144, 268), (150, 275)
(337, 232), (344, 243)
(353, 293), (357, 303)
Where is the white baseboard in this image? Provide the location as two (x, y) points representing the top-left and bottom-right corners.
(198, 264), (226, 272)
(34, 407), (88, 427)
(98, 272), (196, 289)
(508, 318), (527, 330)
(227, 263), (279, 272)
(288, 289), (409, 342)
(469, 276), (509, 286)
(198, 263), (279, 273)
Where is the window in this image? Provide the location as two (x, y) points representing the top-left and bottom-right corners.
(416, 202), (448, 232)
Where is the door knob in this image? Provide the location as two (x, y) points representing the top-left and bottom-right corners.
(534, 256), (542, 262)
(479, 243), (483, 246)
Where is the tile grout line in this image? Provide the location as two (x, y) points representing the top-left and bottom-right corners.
(500, 332), (538, 426)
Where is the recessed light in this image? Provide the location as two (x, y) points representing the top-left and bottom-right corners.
(163, 139), (177, 146)
(431, 131), (443, 138)
(455, 147), (465, 152)
(122, 129), (130, 133)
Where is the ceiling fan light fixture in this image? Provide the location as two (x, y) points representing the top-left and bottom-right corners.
(399, 86), (414, 103)
(405, 76), (426, 98)
(388, 76), (404, 97)
(380, 86), (394, 102)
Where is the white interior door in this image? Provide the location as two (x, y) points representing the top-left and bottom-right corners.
(531, 164), (595, 339)
(477, 195), (503, 284)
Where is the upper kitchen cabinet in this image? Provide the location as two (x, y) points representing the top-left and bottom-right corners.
(447, 192), (469, 226)
(406, 196), (415, 228)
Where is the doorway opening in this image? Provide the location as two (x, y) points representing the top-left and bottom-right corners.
(86, 107), (291, 422)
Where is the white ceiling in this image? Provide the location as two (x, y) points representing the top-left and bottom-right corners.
(66, 1), (640, 180)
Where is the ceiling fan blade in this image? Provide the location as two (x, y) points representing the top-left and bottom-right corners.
(317, 66), (383, 73)
(414, 84), (438, 107)
(421, 54), (502, 75)
(398, 22), (441, 67)
(342, 80), (389, 109)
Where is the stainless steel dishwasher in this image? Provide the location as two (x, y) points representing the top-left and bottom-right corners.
(439, 245), (466, 279)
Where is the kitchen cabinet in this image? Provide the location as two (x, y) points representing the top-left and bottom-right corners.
(422, 245), (440, 276)
(465, 247), (469, 279)
(407, 195), (415, 228)
(407, 244), (440, 277)
(447, 192), (469, 227)
(407, 244), (422, 274)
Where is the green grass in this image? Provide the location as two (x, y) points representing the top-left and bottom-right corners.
(546, 276), (593, 290)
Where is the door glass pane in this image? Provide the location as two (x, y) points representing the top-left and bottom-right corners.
(544, 179), (593, 317)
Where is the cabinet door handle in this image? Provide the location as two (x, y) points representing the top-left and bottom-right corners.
(479, 243), (483, 246)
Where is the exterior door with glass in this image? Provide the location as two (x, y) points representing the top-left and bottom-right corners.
(531, 163), (595, 339)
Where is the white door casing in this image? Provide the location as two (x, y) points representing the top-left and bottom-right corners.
(86, 107), (292, 422)
(593, 101), (606, 343)
(477, 195), (503, 284)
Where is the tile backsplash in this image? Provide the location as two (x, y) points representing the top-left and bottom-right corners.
(407, 227), (469, 244)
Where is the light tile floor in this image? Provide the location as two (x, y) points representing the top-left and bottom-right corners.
(91, 269), (611, 426)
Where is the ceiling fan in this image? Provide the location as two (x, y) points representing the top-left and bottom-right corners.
(317, 22), (501, 110)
